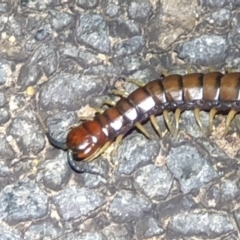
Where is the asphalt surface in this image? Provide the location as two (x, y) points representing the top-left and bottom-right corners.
(0, 0), (240, 239)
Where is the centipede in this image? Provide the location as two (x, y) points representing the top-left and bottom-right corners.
(47, 71), (240, 173)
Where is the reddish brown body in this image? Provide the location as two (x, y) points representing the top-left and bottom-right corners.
(66, 72), (240, 161)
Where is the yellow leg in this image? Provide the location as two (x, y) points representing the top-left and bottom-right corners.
(163, 110), (174, 135)
(150, 115), (162, 137)
(126, 78), (145, 87)
(174, 108), (182, 138)
(161, 69), (169, 77)
(225, 67), (232, 73)
(209, 66), (215, 72)
(194, 108), (204, 133)
(209, 108), (217, 133)
(84, 148), (101, 162)
(111, 134), (124, 157)
(84, 141), (112, 162)
(95, 108), (105, 114)
(135, 122), (152, 139)
(186, 64), (192, 74)
(108, 90), (129, 98)
(224, 109), (237, 136)
(101, 100), (116, 107)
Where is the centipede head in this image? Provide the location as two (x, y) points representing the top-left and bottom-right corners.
(66, 125), (99, 160)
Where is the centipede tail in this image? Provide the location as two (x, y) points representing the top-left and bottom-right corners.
(47, 71), (240, 172)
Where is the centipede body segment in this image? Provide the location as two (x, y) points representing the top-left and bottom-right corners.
(48, 71), (240, 171)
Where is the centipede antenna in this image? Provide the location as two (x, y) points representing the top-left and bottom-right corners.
(135, 122), (152, 139)
(224, 109), (237, 136)
(126, 78), (145, 87)
(67, 150), (85, 173)
(34, 112), (48, 132)
(46, 133), (68, 150)
(150, 115), (162, 137)
(108, 89), (129, 98)
(163, 110), (174, 135)
(174, 108), (182, 139)
(209, 108), (217, 133)
(67, 150), (103, 176)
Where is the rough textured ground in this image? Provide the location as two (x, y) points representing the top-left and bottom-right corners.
(0, 0), (240, 239)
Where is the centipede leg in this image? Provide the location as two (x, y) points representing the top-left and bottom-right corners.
(224, 109), (237, 136)
(186, 64), (192, 73)
(101, 100), (116, 107)
(95, 108), (105, 114)
(108, 90), (129, 98)
(135, 122), (152, 139)
(112, 134), (124, 157)
(150, 115), (162, 137)
(209, 66), (215, 72)
(67, 150), (103, 176)
(96, 100), (116, 114)
(126, 78), (145, 87)
(163, 110), (174, 135)
(225, 67), (232, 73)
(194, 108), (204, 133)
(161, 70), (169, 77)
(209, 108), (217, 133)
(84, 141), (112, 162)
(174, 108), (182, 138)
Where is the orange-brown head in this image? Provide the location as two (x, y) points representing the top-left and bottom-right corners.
(66, 120), (108, 160)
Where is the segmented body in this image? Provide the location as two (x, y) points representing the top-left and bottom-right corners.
(63, 71), (240, 165)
